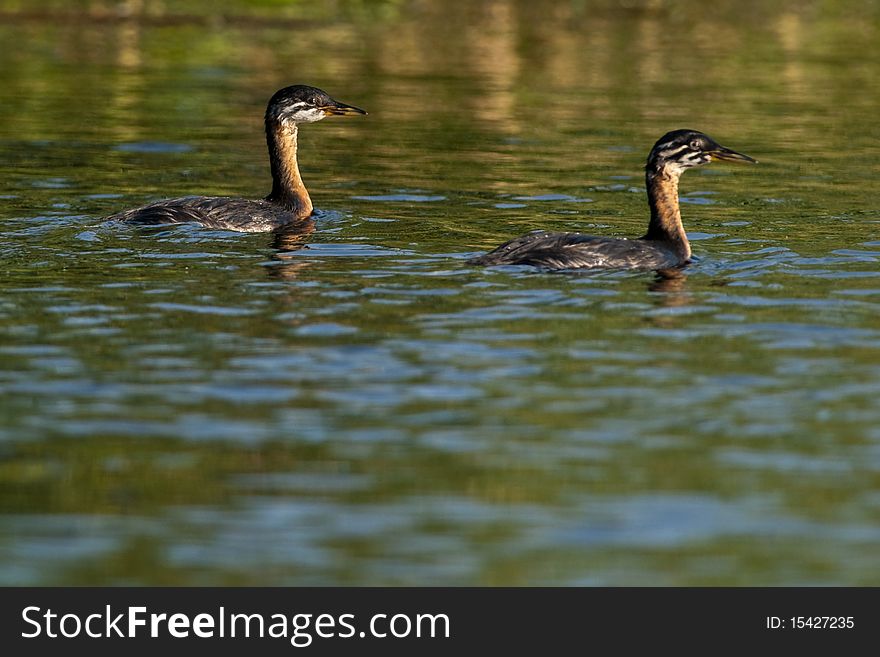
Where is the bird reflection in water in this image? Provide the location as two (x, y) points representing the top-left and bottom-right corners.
(263, 218), (318, 281)
(649, 268), (692, 310)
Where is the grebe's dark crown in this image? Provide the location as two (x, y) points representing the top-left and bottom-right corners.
(647, 129), (756, 173)
(266, 84), (367, 125)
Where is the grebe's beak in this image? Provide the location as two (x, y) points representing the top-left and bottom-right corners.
(322, 100), (368, 117)
(708, 145), (757, 164)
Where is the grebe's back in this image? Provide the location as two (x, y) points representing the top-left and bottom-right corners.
(467, 230), (685, 270)
(109, 195), (303, 233)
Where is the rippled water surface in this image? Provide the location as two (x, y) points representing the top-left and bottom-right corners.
(2, 0), (880, 585)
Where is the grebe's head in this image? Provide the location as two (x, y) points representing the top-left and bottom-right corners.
(266, 85), (367, 125)
(646, 129), (756, 176)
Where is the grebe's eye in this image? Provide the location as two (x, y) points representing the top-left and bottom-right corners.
(689, 139), (702, 151)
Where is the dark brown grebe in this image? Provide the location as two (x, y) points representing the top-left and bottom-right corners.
(108, 85), (366, 232)
(468, 130), (756, 270)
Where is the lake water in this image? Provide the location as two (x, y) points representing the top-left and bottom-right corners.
(1, 0), (880, 585)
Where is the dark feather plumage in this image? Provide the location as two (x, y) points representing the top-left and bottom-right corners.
(107, 195), (302, 233)
(467, 230), (681, 270)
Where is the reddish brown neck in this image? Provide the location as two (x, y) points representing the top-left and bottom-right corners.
(643, 167), (690, 260)
(265, 121), (313, 217)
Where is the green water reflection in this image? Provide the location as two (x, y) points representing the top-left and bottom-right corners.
(1, 0), (880, 585)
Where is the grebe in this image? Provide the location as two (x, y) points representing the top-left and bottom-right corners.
(108, 85), (366, 232)
(468, 130), (756, 270)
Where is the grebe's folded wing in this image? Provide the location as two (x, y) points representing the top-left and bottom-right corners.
(468, 230), (679, 270)
(110, 196), (304, 232)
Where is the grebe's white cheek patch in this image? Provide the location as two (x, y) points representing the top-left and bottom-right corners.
(283, 107), (326, 125)
(298, 108), (328, 124)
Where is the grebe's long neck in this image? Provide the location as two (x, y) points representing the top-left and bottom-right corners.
(265, 120), (313, 217)
(642, 166), (690, 260)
